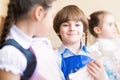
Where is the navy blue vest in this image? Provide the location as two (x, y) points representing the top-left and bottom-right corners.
(0, 39), (37, 80)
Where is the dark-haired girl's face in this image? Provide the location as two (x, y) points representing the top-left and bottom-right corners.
(36, 1), (56, 37)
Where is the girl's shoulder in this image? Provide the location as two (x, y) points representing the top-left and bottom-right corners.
(0, 46), (27, 75)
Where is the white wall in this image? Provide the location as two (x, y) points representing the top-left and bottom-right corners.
(56, 0), (120, 21)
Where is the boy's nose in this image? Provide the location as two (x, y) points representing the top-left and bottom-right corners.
(69, 25), (75, 31)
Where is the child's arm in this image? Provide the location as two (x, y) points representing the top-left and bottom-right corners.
(0, 70), (20, 80)
(87, 60), (109, 80)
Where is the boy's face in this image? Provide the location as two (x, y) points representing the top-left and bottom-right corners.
(97, 14), (118, 39)
(58, 20), (84, 44)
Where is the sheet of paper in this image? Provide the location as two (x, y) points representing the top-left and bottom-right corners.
(69, 66), (93, 80)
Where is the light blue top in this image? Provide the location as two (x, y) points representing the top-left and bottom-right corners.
(56, 42), (90, 57)
(55, 42), (92, 79)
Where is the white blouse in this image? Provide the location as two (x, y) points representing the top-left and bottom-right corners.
(0, 46), (27, 75)
(0, 25), (65, 80)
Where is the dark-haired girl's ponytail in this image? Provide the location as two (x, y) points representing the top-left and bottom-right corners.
(0, 1), (16, 44)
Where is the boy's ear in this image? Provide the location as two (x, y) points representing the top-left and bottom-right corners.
(94, 26), (102, 34)
(34, 6), (44, 21)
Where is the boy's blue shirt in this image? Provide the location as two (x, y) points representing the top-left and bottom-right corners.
(56, 42), (93, 79)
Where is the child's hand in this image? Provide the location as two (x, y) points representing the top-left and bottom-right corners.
(87, 60), (108, 80)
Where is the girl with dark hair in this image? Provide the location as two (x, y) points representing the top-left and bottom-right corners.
(0, 0), (64, 80)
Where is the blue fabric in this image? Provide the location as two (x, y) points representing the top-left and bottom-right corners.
(105, 65), (120, 80)
(56, 42), (93, 79)
(60, 44), (93, 80)
(61, 55), (93, 79)
(58, 43), (90, 58)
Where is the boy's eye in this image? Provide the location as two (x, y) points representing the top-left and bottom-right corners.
(76, 24), (80, 26)
(75, 24), (81, 27)
(63, 24), (68, 26)
(62, 23), (69, 27)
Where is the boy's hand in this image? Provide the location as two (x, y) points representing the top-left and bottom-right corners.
(87, 60), (109, 80)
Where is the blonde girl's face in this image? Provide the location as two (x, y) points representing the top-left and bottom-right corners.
(98, 14), (118, 39)
(59, 20), (84, 45)
(36, 2), (56, 37)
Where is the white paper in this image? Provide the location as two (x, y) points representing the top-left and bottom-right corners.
(69, 66), (93, 80)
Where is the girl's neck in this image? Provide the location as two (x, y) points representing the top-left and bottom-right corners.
(15, 20), (36, 38)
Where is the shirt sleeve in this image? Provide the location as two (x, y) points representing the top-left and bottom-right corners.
(88, 43), (102, 59)
(0, 45), (27, 75)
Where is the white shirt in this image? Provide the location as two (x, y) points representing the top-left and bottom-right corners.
(89, 39), (120, 80)
(0, 25), (65, 80)
(88, 38), (116, 59)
